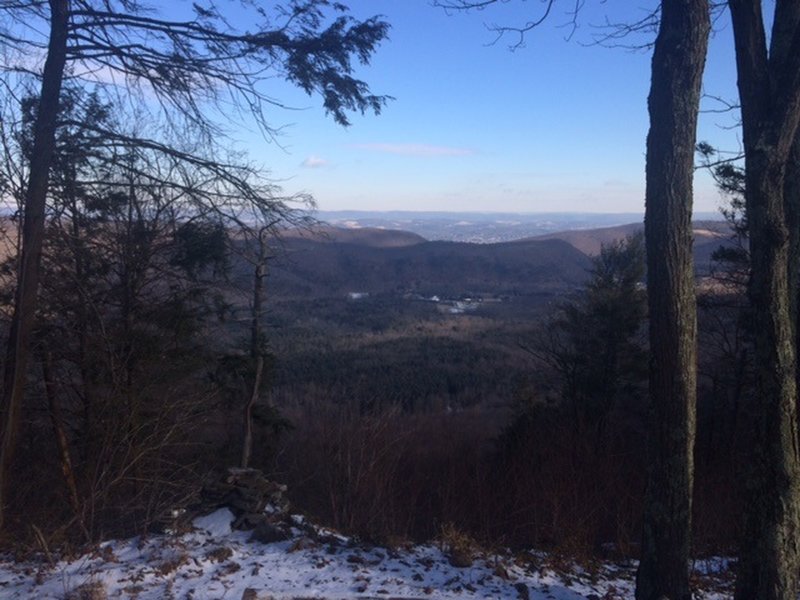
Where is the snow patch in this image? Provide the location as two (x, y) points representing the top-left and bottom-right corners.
(0, 510), (736, 599)
(192, 507), (234, 537)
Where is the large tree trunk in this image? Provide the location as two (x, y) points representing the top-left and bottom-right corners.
(728, 2), (800, 598)
(736, 151), (800, 600)
(0, 0), (69, 531)
(785, 134), (800, 385)
(635, 2), (709, 599)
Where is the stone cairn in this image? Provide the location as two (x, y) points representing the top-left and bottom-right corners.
(196, 467), (293, 542)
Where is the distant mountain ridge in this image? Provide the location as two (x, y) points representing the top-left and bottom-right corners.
(529, 219), (732, 256)
(269, 230), (591, 298)
(265, 219), (738, 300)
(281, 225), (425, 248)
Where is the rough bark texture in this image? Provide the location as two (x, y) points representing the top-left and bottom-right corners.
(786, 133), (800, 364)
(635, 2), (709, 599)
(736, 153), (800, 600)
(0, 0), (69, 530)
(729, 3), (800, 597)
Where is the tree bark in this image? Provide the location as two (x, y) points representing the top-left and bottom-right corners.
(728, 2), (800, 598)
(241, 356), (263, 470)
(785, 133), (800, 388)
(0, 0), (69, 530)
(635, 2), (709, 599)
(242, 229), (268, 469)
(735, 152), (800, 600)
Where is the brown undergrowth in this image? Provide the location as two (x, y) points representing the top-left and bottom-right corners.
(272, 400), (741, 559)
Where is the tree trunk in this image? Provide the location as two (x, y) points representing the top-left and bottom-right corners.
(735, 151), (800, 600)
(728, 2), (800, 597)
(41, 349), (84, 533)
(242, 230), (268, 469)
(785, 133), (800, 392)
(66, 192), (97, 460)
(0, 0), (69, 530)
(241, 356), (263, 470)
(635, 2), (709, 599)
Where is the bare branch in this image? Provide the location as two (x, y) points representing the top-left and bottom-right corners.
(433, 0), (585, 50)
(588, 6), (660, 51)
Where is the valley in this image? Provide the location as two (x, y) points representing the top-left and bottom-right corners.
(255, 218), (737, 414)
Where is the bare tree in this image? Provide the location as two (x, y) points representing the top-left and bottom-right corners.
(238, 219), (277, 470)
(636, 3), (710, 599)
(0, 0), (69, 533)
(0, 0), (389, 529)
(726, 2), (800, 598)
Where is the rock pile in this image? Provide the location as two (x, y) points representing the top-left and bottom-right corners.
(198, 467), (291, 535)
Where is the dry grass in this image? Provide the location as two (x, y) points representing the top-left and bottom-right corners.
(438, 522), (479, 567)
(64, 581), (107, 600)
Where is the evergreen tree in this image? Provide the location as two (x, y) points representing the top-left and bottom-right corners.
(532, 234), (647, 441)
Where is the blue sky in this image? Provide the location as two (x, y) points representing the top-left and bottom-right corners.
(241, 1), (742, 214)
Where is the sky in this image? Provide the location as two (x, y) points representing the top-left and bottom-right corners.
(237, 1), (743, 214)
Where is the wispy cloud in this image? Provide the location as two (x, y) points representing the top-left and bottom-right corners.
(301, 155), (329, 168)
(352, 143), (475, 157)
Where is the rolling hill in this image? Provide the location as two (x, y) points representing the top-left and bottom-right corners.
(529, 219), (738, 273)
(267, 232), (592, 298)
(264, 219), (739, 301)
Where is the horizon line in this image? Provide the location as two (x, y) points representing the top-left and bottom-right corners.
(313, 208), (723, 217)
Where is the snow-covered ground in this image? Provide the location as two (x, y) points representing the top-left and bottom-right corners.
(0, 508), (734, 599)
